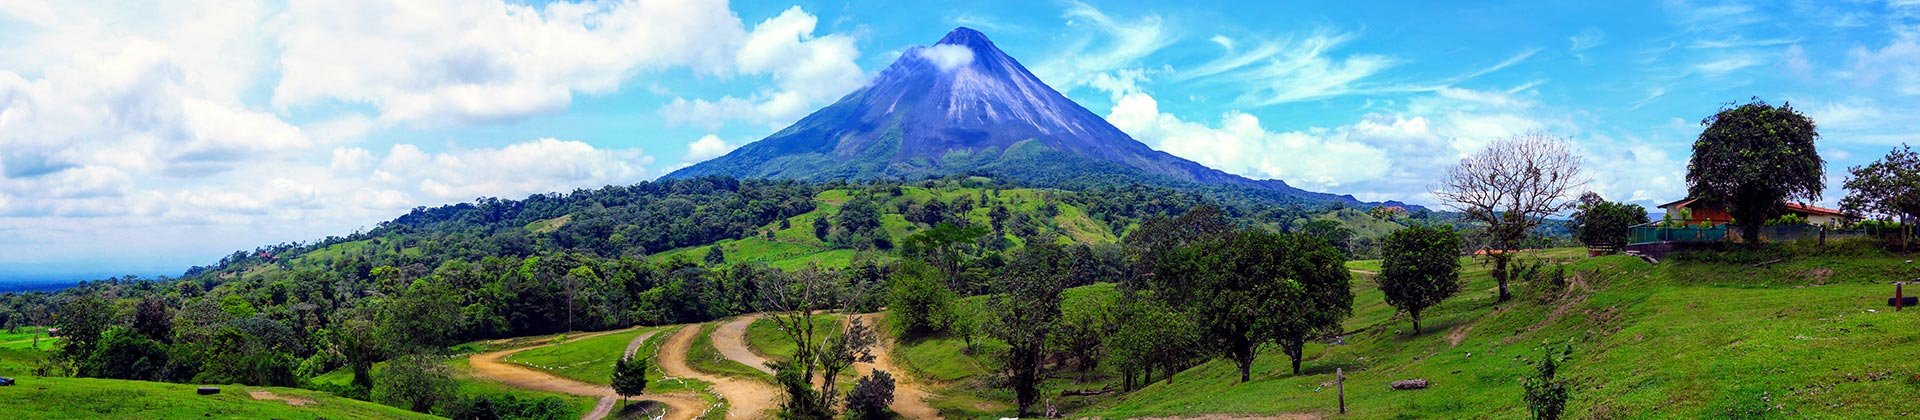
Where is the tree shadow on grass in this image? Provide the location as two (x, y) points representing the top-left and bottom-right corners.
(614, 400), (667, 420)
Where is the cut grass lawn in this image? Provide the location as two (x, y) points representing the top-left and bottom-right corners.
(0, 376), (436, 419)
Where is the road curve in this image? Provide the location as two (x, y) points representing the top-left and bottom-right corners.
(848, 313), (942, 419)
(659, 324), (781, 420)
(467, 328), (702, 420)
(712, 315), (776, 375)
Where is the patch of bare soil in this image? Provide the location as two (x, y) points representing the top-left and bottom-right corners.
(246, 390), (314, 406)
(659, 325), (780, 420)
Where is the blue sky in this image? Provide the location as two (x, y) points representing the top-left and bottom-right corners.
(2, 0), (1918, 279)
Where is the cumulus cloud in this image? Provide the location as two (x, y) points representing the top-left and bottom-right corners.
(659, 7), (868, 131)
(1106, 92), (1388, 189)
(918, 44), (976, 71)
(274, 0), (755, 126)
(363, 138), (653, 203)
(682, 135), (738, 163)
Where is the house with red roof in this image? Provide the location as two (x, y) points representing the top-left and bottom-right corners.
(1657, 198), (1850, 226)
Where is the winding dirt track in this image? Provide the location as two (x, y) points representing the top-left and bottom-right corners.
(847, 313), (942, 419)
(659, 324), (780, 419)
(467, 328), (702, 420)
(712, 315), (776, 375)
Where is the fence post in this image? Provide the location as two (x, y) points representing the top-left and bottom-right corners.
(1819, 225), (1827, 251)
(1337, 367), (1346, 414)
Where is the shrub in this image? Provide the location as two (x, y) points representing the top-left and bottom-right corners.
(1523, 345), (1573, 420)
(844, 370), (896, 420)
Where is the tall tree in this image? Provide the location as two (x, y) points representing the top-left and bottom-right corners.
(1841, 145), (1920, 247)
(1434, 131), (1586, 301)
(1378, 225), (1464, 334)
(1686, 98), (1824, 244)
(53, 293), (113, 365)
(988, 241), (1069, 417)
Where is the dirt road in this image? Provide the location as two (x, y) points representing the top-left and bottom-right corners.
(659, 324), (780, 419)
(848, 313), (941, 419)
(712, 315), (776, 375)
(467, 328), (702, 420)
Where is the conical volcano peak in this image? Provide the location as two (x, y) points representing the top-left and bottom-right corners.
(666, 25), (1356, 208)
(936, 27), (995, 50)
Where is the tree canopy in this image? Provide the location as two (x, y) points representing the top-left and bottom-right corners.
(1569, 192), (1650, 249)
(1378, 225), (1463, 334)
(1686, 98), (1824, 243)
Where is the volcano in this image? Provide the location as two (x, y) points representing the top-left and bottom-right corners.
(666, 27), (1363, 205)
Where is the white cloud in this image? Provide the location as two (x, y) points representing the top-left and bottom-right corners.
(1030, 1), (1175, 93)
(1106, 91), (1389, 190)
(659, 6), (867, 131)
(274, 0), (758, 126)
(1177, 29), (1400, 106)
(918, 44), (976, 71)
(364, 138), (653, 202)
(1843, 39), (1920, 94)
(683, 134), (737, 163)
(1693, 54), (1761, 77)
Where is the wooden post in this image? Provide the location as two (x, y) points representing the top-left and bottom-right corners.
(1337, 367), (1346, 414)
(1899, 283), (1906, 312)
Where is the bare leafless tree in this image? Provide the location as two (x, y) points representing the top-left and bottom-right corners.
(1433, 131), (1587, 302)
(755, 264), (875, 414)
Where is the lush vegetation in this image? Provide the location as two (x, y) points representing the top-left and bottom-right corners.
(1687, 98), (1825, 243)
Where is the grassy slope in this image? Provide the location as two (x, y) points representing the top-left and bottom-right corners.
(503, 327), (657, 385)
(744, 314), (842, 363)
(1083, 242), (1920, 418)
(0, 326), (60, 350)
(891, 283), (1120, 417)
(0, 377), (436, 419)
(650, 186), (1116, 270)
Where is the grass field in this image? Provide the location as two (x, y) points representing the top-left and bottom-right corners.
(0, 376), (436, 419)
(744, 314), (842, 362)
(0, 326), (59, 350)
(1074, 242), (1920, 418)
(503, 327), (658, 385)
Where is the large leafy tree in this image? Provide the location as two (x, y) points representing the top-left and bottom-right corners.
(1434, 132), (1585, 302)
(1841, 145), (1920, 247)
(1379, 225), (1464, 334)
(1687, 98), (1824, 244)
(1569, 192), (1650, 249)
(988, 241), (1070, 417)
(53, 293), (114, 365)
(1148, 229), (1351, 382)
